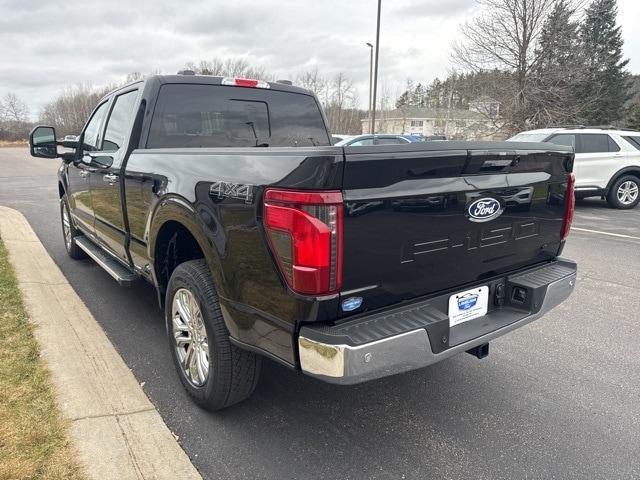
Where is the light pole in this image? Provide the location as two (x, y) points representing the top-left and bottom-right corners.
(366, 42), (374, 134)
(371, 0), (382, 135)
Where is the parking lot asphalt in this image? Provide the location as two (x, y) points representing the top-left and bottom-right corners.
(1, 147), (639, 480)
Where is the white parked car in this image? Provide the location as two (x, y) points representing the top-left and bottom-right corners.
(508, 127), (640, 209)
(334, 134), (421, 146)
(331, 134), (354, 145)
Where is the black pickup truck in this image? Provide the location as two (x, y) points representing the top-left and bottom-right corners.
(29, 74), (577, 410)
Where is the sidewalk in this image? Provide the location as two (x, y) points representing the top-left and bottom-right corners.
(0, 206), (202, 480)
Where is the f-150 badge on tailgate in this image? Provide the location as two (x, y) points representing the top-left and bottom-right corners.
(467, 197), (503, 222)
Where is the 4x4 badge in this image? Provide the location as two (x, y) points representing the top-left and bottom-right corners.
(209, 181), (254, 204)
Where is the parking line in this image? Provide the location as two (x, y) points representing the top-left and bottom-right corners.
(572, 227), (640, 240)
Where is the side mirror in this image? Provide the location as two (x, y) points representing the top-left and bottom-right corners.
(29, 126), (58, 159)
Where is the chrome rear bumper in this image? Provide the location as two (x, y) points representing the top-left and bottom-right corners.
(298, 260), (577, 385)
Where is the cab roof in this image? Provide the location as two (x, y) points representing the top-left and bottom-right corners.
(114, 74), (314, 97)
(518, 126), (640, 136)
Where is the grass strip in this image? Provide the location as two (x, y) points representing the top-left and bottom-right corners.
(0, 239), (85, 480)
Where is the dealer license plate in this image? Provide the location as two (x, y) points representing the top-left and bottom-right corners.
(448, 286), (489, 327)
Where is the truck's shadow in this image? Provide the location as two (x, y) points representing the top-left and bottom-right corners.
(146, 332), (550, 479)
(61, 268), (566, 480)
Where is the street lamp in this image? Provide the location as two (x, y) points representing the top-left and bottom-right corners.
(371, 0), (382, 135)
(366, 42), (374, 134)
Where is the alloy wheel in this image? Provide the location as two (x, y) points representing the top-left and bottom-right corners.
(62, 206), (72, 251)
(171, 288), (210, 387)
(617, 180), (639, 205)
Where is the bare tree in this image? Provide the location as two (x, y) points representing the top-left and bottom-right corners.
(185, 58), (271, 81)
(296, 67), (329, 105)
(126, 72), (144, 82)
(296, 69), (364, 134)
(0, 93), (32, 141)
(39, 84), (113, 136)
(0, 93), (30, 123)
(453, 0), (557, 132)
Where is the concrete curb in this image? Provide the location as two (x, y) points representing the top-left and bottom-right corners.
(0, 206), (202, 480)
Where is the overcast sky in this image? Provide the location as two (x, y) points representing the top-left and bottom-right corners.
(1, 0), (639, 119)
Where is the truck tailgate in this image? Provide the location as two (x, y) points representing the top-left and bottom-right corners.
(340, 141), (573, 313)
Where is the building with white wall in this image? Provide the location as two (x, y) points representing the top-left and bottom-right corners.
(361, 102), (503, 140)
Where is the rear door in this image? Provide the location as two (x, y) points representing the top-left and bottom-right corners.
(622, 135), (640, 165)
(69, 100), (110, 236)
(340, 143), (572, 312)
(90, 88), (140, 262)
(574, 133), (623, 188)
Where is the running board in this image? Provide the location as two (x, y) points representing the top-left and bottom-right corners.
(75, 236), (138, 286)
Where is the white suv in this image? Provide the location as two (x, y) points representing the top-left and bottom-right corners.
(508, 127), (640, 209)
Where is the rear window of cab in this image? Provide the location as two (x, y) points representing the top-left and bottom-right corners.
(147, 84), (330, 149)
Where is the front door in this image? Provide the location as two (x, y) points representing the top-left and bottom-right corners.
(89, 89), (139, 263)
(68, 100), (110, 236)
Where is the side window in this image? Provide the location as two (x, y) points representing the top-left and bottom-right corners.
(547, 134), (576, 149)
(377, 137), (406, 145)
(349, 138), (374, 146)
(103, 90), (138, 152)
(577, 134), (610, 154)
(623, 136), (640, 151)
(607, 135), (621, 152)
(82, 101), (110, 152)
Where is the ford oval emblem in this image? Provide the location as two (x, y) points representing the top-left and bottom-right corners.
(467, 197), (503, 222)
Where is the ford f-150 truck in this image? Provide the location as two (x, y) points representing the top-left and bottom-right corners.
(29, 74), (577, 410)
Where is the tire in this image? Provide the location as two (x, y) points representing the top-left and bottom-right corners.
(606, 175), (640, 209)
(165, 259), (261, 411)
(60, 195), (86, 259)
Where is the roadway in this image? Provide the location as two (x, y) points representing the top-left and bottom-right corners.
(1, 147), (638, 480)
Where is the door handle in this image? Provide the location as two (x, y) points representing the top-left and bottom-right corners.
(103, 174), (118, 184)
(79, 170), (89, 178)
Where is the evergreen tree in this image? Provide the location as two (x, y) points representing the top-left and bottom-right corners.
(395, 91), (410, 109)
(426, 79), (444, 108)
(410, 83), (427, 107)
(531, 0), (584, 126)
(623, 104), (640, 131)
(578, 0), (631, 125)
(395, 82), (429, 109)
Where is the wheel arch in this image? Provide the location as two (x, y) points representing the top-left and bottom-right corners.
(605, 166), (640, 195)
(149, 197), (222, 306)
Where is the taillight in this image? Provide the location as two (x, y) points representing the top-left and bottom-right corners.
(221, 77), (270, 89)
(560, 173), (575, 240)
(263, 189), (343, 295)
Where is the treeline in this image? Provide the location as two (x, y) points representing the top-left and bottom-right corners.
(0, 93), (31, 141)
(39, 84), (115, 137)
(397, 0), (638, 135)
(3, 58), (365, 139)
(395, 71), (512, 111)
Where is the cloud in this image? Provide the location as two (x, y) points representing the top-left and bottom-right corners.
(0, 0), (637, 119)
(389, 0), (476, 18)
